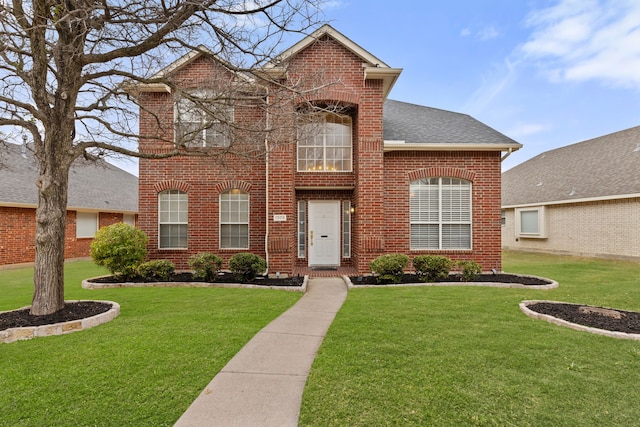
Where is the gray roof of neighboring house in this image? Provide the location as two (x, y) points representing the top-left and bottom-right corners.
(383, 99), (521, 146)
(0, 143), (138, 212)
(502, 125), (640, 207)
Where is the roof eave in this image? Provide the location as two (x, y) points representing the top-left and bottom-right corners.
(502, 192), (640, 209)
(383, 141), (523, 152)
(364, 67), (403, 100)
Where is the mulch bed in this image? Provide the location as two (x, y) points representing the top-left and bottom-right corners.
(89, 272), (304, 287)
(0, 301), (112, 332)
(350, 273), (551, 286)
(526, 302), (640, 334)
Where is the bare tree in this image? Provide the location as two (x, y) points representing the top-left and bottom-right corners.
(0, 0), (324, 315)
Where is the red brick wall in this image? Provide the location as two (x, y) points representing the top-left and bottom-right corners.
(0, 207), (133, 267)
(137, 35), (505, 275)
(383, 151), (503, 271)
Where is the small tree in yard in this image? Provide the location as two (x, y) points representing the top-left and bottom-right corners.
(0, 0), (324, 315)
(90, 223), (148, 279)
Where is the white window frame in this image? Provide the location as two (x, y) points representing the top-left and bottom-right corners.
(410, 177), (472, 250)
(158, 190), (188, 249)
(220, 189), (249, 249)
(297, 112), (353, 172)
(297, 200), (306, 258)
(342, 200), (351, 258)
(515, 206), (547, 238)
(76, 211), (98, 238)
(175, 89), (233, 148)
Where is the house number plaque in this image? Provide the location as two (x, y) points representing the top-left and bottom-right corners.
(273, 214), (287, 222)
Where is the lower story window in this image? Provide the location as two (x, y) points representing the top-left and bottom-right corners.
(220, 189), (249, 249)
(410, 177), (472, 250)
(76, 211), (98, 238)
(159, 190), (188, 249)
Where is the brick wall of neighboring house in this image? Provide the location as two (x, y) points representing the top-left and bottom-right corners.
(0, 207), (133, 267)
(502, 198), (640, 261)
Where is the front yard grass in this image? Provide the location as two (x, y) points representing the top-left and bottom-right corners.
(0, 261), (301, 426)
(298, 251), (640, 426)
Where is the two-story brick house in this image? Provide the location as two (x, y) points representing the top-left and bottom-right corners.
(136, 25), (521, 276)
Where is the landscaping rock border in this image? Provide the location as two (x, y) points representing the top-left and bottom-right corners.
(520, 300), (640, 340)
(82, 276), (308, 292)
(1, 300), (120, 344)
(344, 273), (558, 290)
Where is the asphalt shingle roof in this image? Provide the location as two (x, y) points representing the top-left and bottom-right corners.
(502, 125), (640, 206)
(383, 99), (521, 146)
(0, 143), (138, 212)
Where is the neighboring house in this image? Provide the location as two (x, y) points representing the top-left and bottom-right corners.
(502, 126), (640, 261)
(136, 25), (521, 275)
(0, 142), (138, 267)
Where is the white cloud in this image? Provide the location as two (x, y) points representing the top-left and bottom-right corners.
(463, 59), (516, 114)
(505, 122), (551, 139)
(520, 0), (640, 89)
(460, 26), (499, 41)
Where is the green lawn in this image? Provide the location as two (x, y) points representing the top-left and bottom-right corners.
(0, 262), (301, 426)
(2, 254), (640, 426)
(299, 251), (640, 426)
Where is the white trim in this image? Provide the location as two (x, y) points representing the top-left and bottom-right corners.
(384, 141), (522, 152)
(503, 193), (640, 209)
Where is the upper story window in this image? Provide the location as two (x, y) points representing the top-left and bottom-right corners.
(410, 177), (472, 250)
(175, 90), (233, 148)
(297, 112), (352, 172)
(159, 189), (188, 249)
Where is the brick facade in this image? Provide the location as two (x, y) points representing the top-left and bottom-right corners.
(137, 28), (509, 274)
(0, 207), (133, 267)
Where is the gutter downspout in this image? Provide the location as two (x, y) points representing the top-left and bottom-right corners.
(263, 87), (270, 275)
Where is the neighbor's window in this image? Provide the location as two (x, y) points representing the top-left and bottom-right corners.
(515, 206), (547, 238)
(76, 212), (98, 238)
(123, 214), (135, 226)
(220, 189), (249, 249)
(297, 112), (352, 172)
(159, 190), (188, 249)
(175, 89), (233, 148)
(410, 177), (472, 250)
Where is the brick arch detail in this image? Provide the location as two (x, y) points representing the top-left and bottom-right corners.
(299, 90), (361, 108)
(408, 167), (476, 182)
(154, 180), (192, 193)
(215, 180), (252, 194)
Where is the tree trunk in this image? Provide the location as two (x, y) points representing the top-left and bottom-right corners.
(30, 138), (71, 316)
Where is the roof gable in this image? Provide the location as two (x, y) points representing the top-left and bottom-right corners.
(502, 125), (640, 206)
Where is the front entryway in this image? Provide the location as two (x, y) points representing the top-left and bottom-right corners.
(308, 200), (341, 267)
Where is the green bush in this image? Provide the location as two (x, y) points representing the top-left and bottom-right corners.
(138, 260), (175, 281)
(90, 223), (148, 279)
(457, 260), (482, 282)
(228, 253), (267, 282)
(370, 253), (409, 284)
(188, 252), (223, 281)
(412, 255), (452, 282)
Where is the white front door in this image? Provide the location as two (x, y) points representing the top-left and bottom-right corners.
(308, 201), (341, 267)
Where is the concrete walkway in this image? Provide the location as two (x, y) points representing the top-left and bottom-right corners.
(174, 277), (348, 427)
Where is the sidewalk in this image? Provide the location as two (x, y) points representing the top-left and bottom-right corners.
(174, 277), (348, 427)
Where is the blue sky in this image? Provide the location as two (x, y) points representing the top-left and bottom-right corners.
(320, 0), (640, 170)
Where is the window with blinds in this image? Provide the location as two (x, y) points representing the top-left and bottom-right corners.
(410, 177), (471, 250)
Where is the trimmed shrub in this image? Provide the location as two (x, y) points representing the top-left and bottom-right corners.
(138, 260), (175, 281)
(90, 223), (148, 279)
(457, 260), (482, 282)
(228, 253), (267, 282)
(188, 252), (223, 282)
(413, 255), (452, 282)
(370, 253), (409, 284)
